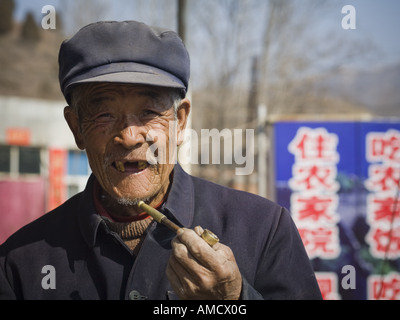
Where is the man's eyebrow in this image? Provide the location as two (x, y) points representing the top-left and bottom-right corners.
(88, 96), (114, 104)
(136, 89), (162, 100)
(86, 86), (165, 105)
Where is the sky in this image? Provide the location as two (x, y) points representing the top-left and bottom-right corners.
(12, 0), (400, 68)
(344, 0), (400, 64)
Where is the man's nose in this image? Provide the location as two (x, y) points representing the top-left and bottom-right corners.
(113, 125), (146, 149)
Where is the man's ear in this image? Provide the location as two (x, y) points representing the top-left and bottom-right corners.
(64, 106), (85, 150)
(176, 98), (191, 146)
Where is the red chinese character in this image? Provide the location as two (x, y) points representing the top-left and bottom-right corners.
(368, 273), (400, 300)
(367, 130), (400, 163)
(292, 194), (339, 224)
(298, 226), (340, 259)
(290, 164), (339, 192)
(316, 273), (340, 300)
(367, 194), (400, 224)
(289, 127), (339, 163)
(367, 225), (400, 259)
(365, 164), (400, 192)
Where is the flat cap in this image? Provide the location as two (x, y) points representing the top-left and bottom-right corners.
(58, 20), (190, 103)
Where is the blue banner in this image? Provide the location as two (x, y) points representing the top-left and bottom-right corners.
(274, 120), (400, 300)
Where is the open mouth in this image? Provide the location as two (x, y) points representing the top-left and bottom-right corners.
(113, 160), (150, 174)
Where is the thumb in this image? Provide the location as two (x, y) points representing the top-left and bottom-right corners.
(193, 225), (204, 237)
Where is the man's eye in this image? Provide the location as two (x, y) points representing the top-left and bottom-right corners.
(142, 110), (159, 117)
(94, 113), (114, 122)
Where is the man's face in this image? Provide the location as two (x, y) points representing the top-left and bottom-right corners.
(65, 83), (189, 211)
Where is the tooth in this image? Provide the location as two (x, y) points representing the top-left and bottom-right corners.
(115, 161), (125, 172)
(137, 161), (148, 170)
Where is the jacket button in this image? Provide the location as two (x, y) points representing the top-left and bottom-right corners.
(129, 290), (147, 300)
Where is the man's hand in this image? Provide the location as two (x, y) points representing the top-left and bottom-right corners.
(166, 226), (242, 300)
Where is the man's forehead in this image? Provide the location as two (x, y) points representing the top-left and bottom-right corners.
(76, 83), (171, 104)
(89, 83), (167, 97)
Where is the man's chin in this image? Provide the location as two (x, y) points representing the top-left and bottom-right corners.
(115, 196), (150, 207)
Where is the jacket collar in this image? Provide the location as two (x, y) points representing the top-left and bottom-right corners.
(78, 175), (104, 248)
(78, 164), (194, 248)
(162, 164), (194, 228)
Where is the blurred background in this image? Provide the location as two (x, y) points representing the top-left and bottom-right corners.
(0, 0), (399, 299)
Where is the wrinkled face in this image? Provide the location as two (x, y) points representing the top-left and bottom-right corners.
(64, 83), (190, 212)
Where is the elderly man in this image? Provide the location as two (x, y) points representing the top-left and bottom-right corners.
(0, 21), (321, 300)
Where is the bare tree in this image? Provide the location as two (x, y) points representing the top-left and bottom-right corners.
(255, 0), (376, 116)
(185, 0), (377, 188)
(178, 0), (188, 40)
(0, 0), (14, 35)
(188, 0), (255, 130)
(60, 0), (110, 35)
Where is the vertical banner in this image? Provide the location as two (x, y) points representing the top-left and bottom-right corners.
(288, 127), (341, 260)
(274, 120), (400, 300)
(48, 149), (67, 211)
(361, 123), (400, 300)
(0, 179), (45, 244)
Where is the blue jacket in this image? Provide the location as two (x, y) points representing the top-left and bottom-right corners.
(0, 165), (322, 300)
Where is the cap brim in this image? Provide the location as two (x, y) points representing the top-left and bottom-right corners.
(69, 71), (185, 89)
(63, 62), (186, 99)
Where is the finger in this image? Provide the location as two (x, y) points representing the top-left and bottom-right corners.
(167, 249), (209, 299)
(210, 242), (231, 259)
(171, 233), (209, 276)
(166, 257), (188, 299)
(176, 229), (228, 271)
(174, 229), (236, 276)
(170, 230), (242, 300)
(193, 226), (220, 247)
(194, 225), (204, 236)
(177, 228), (215, 258)
(177, 228), (213, 252)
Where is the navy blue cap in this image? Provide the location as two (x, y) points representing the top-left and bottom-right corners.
(58, 21), (190, 103)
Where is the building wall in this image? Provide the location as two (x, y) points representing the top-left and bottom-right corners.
(0, 96), (90, 244)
